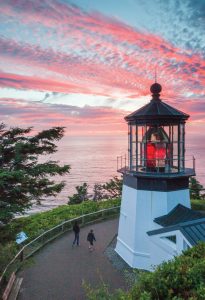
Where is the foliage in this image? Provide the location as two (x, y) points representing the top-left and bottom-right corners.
(85, 243), (205, 300)
(0, 123), (70, 224)
(0, 198), (120, 272)
(1, 198), (120, 243)
(0, 242), (19, 273)
(131, 242), (205, 300)
(92, 176), (123, 201)
(92, 183), (105, 201)
(68, 183), (89, 204)
(189, 177), (203, 199)
(83, 281), (127, 300)
(102, 176), (123, 199)
(68, 176), (123, 204)
(191, 199), (205, 211)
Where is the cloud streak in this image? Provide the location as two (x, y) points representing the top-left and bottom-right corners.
(0, 0), (205, 138)
(0, 98), (126, 134)
(0, 0), (205, 102)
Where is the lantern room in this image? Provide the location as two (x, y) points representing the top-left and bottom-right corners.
(125, 83), (189, 174)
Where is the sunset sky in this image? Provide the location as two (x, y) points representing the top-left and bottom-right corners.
(0, 0), (205, 136)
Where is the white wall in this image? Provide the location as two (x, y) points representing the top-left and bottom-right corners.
(149, 230), (192, 267)
(115, 184), (191, 270)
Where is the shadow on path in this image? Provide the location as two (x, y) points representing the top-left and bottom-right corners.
(17, 218), (128, 300)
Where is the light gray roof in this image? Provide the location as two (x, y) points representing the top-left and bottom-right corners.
(154, 204), (204, 227)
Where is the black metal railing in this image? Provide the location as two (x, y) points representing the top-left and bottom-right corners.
(117, 155), (195, 175)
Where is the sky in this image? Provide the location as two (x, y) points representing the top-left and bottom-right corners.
(0, 0), (205, 137)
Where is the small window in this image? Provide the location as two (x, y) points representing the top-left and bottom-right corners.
(162, 235), (176, 244)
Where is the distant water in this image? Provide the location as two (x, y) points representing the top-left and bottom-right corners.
(26, 135), (127, 214)
(26, 134), (205, 214)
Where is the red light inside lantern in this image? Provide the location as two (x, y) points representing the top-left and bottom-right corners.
(146, 143), (166, 168)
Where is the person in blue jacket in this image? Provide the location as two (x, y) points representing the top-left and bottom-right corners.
(87, 229), (96, 251)
(72, 221), (80, 247)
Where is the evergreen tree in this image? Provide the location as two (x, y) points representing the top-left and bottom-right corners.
(0, 123), (70, 223)
(92, 183), (106, 201)
(68, 183), (88, 204)
(102, 176), (122, 198)
(68, 177), (122, 205)
(189, 177), (203, 199)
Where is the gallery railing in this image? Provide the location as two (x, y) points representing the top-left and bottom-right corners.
(117, 155), (195, 175)
(0, 206), (120, 296)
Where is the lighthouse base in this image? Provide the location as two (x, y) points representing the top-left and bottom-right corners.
(115, 174), (190, 270)
(116, 237), (152, 270)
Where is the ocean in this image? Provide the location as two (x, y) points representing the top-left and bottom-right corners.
(26, 134), (205, 214)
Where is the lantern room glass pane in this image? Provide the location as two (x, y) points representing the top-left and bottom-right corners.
(162, 125), (170, 137)
(132, 141), (136, 171)
(173, 125), (178, 142)
(137, 126), (146, 169)
(180, 123), (185, 170)
(129, 125), (137, 171)
(131, 125), (136, 143)
(137, 126), (145, 142)
(173, 142), (178, 169)
(127, 121), (186, 174)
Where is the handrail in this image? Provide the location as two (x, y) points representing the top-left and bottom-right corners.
(117, 155), (195, 174)
(0, 205), (120, 290)
(20, 207), (118, 248)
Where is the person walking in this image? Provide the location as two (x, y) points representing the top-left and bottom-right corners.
(72, 221), (80, 247)
(87, 229), (96, 252)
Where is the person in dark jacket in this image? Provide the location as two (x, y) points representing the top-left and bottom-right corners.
(72, 221), (80, 246)
(87, 229), (96, 251)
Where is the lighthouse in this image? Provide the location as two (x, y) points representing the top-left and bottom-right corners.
(115, 83), (200, 271)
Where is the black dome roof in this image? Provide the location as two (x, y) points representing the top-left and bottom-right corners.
(125, 83), (189, 125)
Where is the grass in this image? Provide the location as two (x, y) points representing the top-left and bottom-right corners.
(191, 199), (205, 211)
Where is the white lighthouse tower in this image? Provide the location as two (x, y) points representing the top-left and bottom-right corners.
(115, 83), (196, 270)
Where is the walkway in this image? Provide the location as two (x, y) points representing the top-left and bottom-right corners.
(17, 218), (127, 300)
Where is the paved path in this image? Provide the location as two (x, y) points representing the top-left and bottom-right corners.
(17, 218), (127, 300)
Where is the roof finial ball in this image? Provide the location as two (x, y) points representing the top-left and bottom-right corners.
(150, 82), (162, 100)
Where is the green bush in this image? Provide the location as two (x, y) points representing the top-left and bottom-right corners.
(191, 199), (205, 211)
(0, 242), (18, 273)
(68, 183), (89, 204)
(83, 281), (128, 300)
(132, 243), (205, 299)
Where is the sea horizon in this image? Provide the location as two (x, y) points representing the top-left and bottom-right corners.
(24, 133), (205, 215)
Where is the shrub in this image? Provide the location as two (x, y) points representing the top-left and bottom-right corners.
(68, 183), (89, 205)
(86, 242), (205, 300)
(0, 242), (18, 273)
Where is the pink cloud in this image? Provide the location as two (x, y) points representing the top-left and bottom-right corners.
(0, 71), (93, 94)
(0, 0), (205, 130)
(0, 98), (127, 135)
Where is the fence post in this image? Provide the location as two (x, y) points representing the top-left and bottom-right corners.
(102, 210), (105, 219)
(41, 234), (44, 245)
(20, 250), (24, 262)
